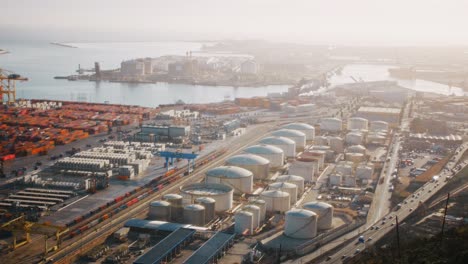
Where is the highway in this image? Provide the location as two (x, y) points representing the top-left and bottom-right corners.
(39, 122), (279, 264)
(321, 142), (468, 263)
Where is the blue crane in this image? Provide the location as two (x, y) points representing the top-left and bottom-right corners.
(159, 151), (198, 173)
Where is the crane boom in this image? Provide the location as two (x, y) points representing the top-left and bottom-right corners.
(0, 69), (28, 104)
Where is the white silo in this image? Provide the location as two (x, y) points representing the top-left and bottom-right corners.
(180, 183), (233, 212)
(320, 117), (342, 132)
(260, 190), (290, 213)
(348, 117), (369, 130)
(250, 199), (266, 223)
(235, 210), (254, 235)
(289, 158), (316, 182)
(244, 144), (284, 168)
(269, 182), (298, 204)
(205, 166), (253, 194)
(183, 204), (205, 226)
(367, 133), (386, 145)
(195, 197), (216, 222)
(302, 150), (325, 169)
(243, 205), (261, 229)
(347, 145), (366, 154)
(259, 136), (296, 158)
(303, 202), (333, 230)
(345, 132), (364, 145)
(314, 136), (329, 146)
(225, 154), (270, 180)
(356, 163), (374, 180)
(163, 193), (183, 221)
(329, 174), (342, 186)
(328, 136), (344, 153)
(296, 103), (316, 112)
(276, 175), (305, 194)
(343, 175), (356, 187)
(370, 121), (389, 131)
(148, 200), (171, 221)
(345, 152), (365, 163)
(284, 209), (318, 239)
(271, 129), (306, 149)
(335, 162), (353, 176)
(282, 123), (315, 141)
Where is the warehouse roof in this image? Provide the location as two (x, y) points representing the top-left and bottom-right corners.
(183, 232), (235, 264)
(357, 107), (401, 114)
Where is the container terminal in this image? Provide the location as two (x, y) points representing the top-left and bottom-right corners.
(0, 78), (467, 264)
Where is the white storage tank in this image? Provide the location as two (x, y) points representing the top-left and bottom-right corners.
(271, 129), (306, 149)
(288, 159), (316, 182)
(345, 132), (364, 145)
(284, 209), (318, 239)
(328, 136), (344, 153)
(329, 174), (342, 186)
(296, 103), (316, 112)
(356, 163), (374, 180)
(163, 194), (183, 221)
(343, 175), (356, 187)
(195, 197), (216, 222)
(302, 151), (325, 169)
(260, 190), (290, 213)
(269, 182), (298, 204)
(180, 183), (233, 212)
(335, 162), (353, 176)
(235, 210), (254, 235)
(243, 205), (261, 229)
(259, 136), (296, 158)
(183, 204), (205, 226)
(250, 199), (266, 223)
(148, 200), (171, 221)
(370, 121), (389, 131)
(276, 175), (305, 194)
(244, 144), (284, 168)
(320, 117), (342, 132)
(284, 105), (297, 113)
(281, 123), (315, 141)
(205, 166), (253, 194)
(225, 154), (270, 180)
(303, 202), (333, 230)
(345, 152), (365, 163)
(347, 145), (366, 154)
(314, 136), (329, 146)
(348, 117), (369, 130)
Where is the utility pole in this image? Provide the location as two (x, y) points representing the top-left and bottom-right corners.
(395, 216), (401, 263)
(440, 192), (450, 246)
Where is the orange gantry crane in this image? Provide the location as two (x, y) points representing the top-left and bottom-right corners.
(0, 68), (28, 104)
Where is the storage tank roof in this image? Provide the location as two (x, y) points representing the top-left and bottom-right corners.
(226, 154), (270, 166)
(348, 145), (366, 150)
(277, 175), (304, 181)
(206, 166), (253, 178)
(349, 117), (368, 121)
(303, 201), (333, 209)
(236, 210), (253, 216)
(371, 120), (389, 124)
(322, 117), (342, 122)
(286, 209), (317, 218)
(184, 204), (205, 211)
(163, 194), (183, 200)
(271, 129), (306, 137)
(269, 182), (297, 189)
(243, 204), (260, 210)
(282, 123), (315, 130)
(181, 183), (233, 195)
(150, 200), (171, 207)
(244, 144), (284, 155)
(261, 190), (289, 198)
(259, 136), (295, 145)
(195, 197), (216, 203)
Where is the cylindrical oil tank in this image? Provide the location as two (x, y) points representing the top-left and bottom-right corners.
(183, 204), (205, 226)
(320, 117), (342, 132)
(225, 154), (270, 180)
(284, 209), (318, 239)
(367, 133), (386, 145)
(259, 136), (296, 158)
(347, 145), (366, 154)
(345, 132), (364, 145)
(345, 152), (365, 163)
(148, 200), (171, 221)
(244, 144), (284, 168)
(284, 105), (297, 113)
(314, 136), (329, 146)
(329, 174), (342, 186)
(348, 117), (369, 130)
(335, 162), (353, 176)
(243, 205), (261, 229)
(180, 183), (233, 212)
(276, 175), (305, 194)
(281, 123), (315, 141)
(205, 166), (253, 194)
(250, 199), (266, 223)
(289, 159), (316, 182)
(296, 103), (316, 112)
(235, 211), (254, 235)
(163, 194), (183, 221)
(303, 202), (334, 229)
(328, 136), (344, 153)
(370, 121), (389, 131)
(260, 190), (290, 213)
(355, 163), (374, 180)
(195, 197), (216, 222)
(271, 129), (306, 149)
(269, 182), (298, 204)
(302, 150), (325, 169)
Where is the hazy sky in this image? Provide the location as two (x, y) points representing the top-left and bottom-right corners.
(1, 0), (467, 45)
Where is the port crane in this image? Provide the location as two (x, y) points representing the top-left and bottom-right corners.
(0, 68), (28, 104)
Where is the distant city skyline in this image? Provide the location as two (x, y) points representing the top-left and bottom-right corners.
(1, 0), (468, 46)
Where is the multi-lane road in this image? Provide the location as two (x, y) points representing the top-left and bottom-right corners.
(322, 142), (468, 263)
